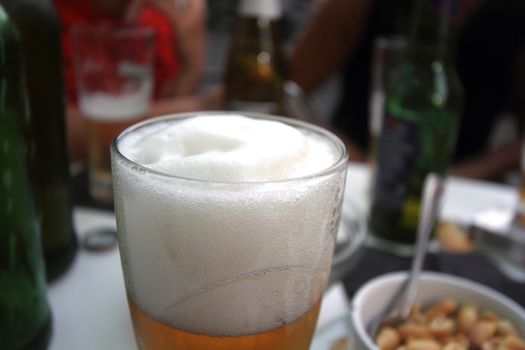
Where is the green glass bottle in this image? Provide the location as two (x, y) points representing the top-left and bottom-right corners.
(224, 0), (287, 115)
(1, 0), (77, 281)
(0, 5), (52, 349)
(369, 0), (463, 248)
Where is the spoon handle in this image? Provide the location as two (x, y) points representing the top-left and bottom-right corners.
(399, 173), (444, 319)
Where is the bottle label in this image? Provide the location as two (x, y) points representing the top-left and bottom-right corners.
(423, 0), (460, 23)
(238, 0), (282, 20)
(372, 114), (420, 210)
(228, 100), (278, 114)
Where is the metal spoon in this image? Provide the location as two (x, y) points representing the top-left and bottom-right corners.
(367, 173), (444, 337)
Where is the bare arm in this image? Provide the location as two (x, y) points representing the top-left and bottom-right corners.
(152, 0), (207, 97)
(289, 0), (371, 94)
(451, 139), (522, 181)
(289, 0), (480, 95)
(126, 0), (207, 97)
(169, 0), (207, 96)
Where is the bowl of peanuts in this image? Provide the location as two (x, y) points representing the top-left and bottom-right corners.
(350, 271), (525, 350)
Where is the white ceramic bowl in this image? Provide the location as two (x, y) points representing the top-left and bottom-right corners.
(350, 271), (525, 350)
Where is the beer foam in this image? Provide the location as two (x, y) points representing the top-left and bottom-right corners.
(80, 80), (151, 121)
(119, 115), (336, 182)
(113, 114), (346, 336)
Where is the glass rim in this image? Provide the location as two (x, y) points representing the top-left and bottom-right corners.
(111, 111), (349, 186)
(70, 24), (155, 39)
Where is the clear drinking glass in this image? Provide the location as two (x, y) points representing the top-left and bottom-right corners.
(72, 25), (154, 203)
(110, 112), (348, 350)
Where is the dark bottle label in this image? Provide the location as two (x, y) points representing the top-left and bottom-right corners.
(372, 114), (420, 211)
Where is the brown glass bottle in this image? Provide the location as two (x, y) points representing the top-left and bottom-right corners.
(2, 0), (77, 280)
(224, 0), (287, 115)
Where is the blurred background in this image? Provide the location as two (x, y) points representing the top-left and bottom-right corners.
(203, 0), (524, 185)
(205, 0), (339, 121)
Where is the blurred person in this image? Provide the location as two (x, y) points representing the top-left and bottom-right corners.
(451, 0), (525, 180)
(289, 0), (525, 181)
(52, 0), (212, 162)
(289, 0), (414, 162)
(127, 0), (207, 97)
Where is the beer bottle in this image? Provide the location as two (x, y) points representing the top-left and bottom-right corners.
(369, 0), (463, 248)
(0, 5), (52, 348)
(2, 0), (77, 280)
(224, 0), (287, 115)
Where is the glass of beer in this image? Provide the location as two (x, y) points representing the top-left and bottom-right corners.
(111, 112), (348, 350)
(72, 25), (154, 203)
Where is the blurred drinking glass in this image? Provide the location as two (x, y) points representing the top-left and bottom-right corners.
(72, 26), (154, 203)
(368, 35), (407, 165)
(111, 112), (348, 350)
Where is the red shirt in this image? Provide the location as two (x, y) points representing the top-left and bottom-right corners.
(53, 0), (181, 102)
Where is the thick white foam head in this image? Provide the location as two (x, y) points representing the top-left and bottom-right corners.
(119, 115), (336, 182)
(113, 114), (347, 336)
(238, 0), (282, 19)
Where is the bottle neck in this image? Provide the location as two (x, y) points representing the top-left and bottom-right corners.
(233, 0), (283, 55)
(409, 0), (460, 60)
(238, 0), (282, 20)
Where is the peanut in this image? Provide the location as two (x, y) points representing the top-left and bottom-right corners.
(481, 338), (502, 350)
(443, 334), (470, 350)
(376, 327), (401, 350)
(425, 298), (458, 319)
(498, 319), (519, 337)
(458, 303), (479, 333)
(398, 322), (432, 340)
(503, 335), (525, 350)
(437, 221), (474, 253)
(429, 316), (456, 338)
(481, 311), (499, 322)
(405, 338), (441, 350)
(470, 320), (498, 348)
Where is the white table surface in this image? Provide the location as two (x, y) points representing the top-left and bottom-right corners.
(47, 163), (519, 350)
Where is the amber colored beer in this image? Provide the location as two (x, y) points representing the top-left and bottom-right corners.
(128, 298), (321, 350)
(86, 117), (142, 202)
